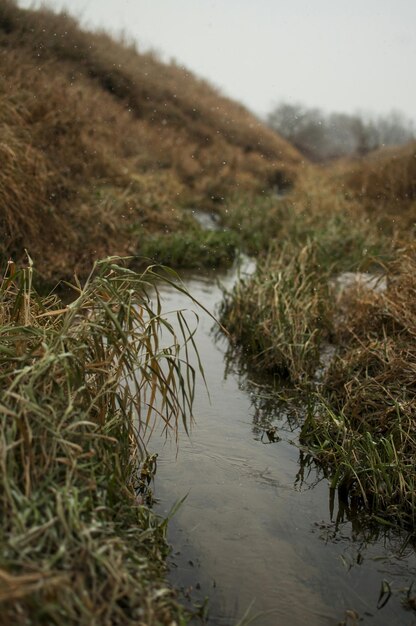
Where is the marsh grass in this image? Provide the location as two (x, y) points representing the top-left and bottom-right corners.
(219, 164), (416, 529)
(301, 400), (416, 528)
(221, 194), (287, 255)
(0, 257), (201, 625)
(220, 241), (332, 383)
(219, 168), (393, 390)
(222, 169), (391, 268)
(331, 140), (416, 232)
(301, 247), (416, 527)
(136, 229), (239, 270)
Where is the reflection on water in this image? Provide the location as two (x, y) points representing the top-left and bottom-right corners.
(150, 260), (416, 626)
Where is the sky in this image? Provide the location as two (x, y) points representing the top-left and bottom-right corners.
(18, 0), (416, 122)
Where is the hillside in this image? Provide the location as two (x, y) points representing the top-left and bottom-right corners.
(329, 140), (416, 230)
(0, 0), (301, 280)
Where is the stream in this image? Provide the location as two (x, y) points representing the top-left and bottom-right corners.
(151, 260), (416, 626)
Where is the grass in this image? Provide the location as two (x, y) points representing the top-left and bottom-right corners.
(0, 0), (301, 281)
(136, 229), (240, 270)
(221, 169), (390, 266)
(0, 256), (203, 625)
(301, 402), (416, 528)
(221, 193), (289, 255)
(301, 246), (416, 527)
(0, 2), (322, 618)
(219, 168), (393, 384)
(220, 241), (332, 383)
(1, 0), (416, 593)
(219, 159), (416, 529)
(334, 140), (416, 206)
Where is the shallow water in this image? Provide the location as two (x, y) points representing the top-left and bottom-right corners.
(151, 262), (416, 626)
(189, 208), (222, 231)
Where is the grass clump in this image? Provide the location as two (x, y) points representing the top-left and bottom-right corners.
(0, 257), (200, 625)
(137, 229), (240, 270)
(220, 241), (332, 383)
(221, 193), (289, 256)
(301, 247), (416, 527)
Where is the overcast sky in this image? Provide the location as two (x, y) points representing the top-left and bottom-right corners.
(18, 0), (416, 122)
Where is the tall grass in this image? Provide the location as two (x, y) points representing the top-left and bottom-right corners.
(0, 257), (200, 624)
(301, 402), (416, 528)
(137, 229), (239, 270)
(222, 169), (390, 266)
(329, 140), (416, 234)
(301, 247), (416, 527)
(219, 168), (393, 384)
(220, 241), (332, 383)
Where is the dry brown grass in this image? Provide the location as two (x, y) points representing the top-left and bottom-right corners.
(300, 248), (416, 523)
(0, 44), (187, 278)
(324, 246), (416, 430)
(0, 1), (301, 280)
(1, 1), (300, 176)
(328, 141), (416, 233)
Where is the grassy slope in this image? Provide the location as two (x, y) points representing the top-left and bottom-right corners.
(0, 0), (301, 281)
(329, 139), (416, 231)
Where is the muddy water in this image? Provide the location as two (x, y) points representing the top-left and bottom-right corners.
(151, 262), (416, 626)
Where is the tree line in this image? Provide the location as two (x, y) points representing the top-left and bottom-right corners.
(267, 102), (415, 162)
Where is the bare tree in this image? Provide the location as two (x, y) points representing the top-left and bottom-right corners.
(267, 102), (415, 161)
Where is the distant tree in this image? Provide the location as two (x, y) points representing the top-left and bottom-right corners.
(267, 102), (415, 161)
(267, 103), (327, 160)
(375, 110), (415, 147)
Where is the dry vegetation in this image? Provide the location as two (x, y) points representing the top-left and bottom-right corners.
(220, 240), (332, 382)
(0, 0), (300, 281)
(302, 247), (416, 525)
(221, 146), (416, 528)
(329, 140), (416, 232)
(220, 165), (392, 382)
(2, 0), (416, 615)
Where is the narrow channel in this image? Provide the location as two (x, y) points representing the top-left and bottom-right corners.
(152, 261), (416, 626)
